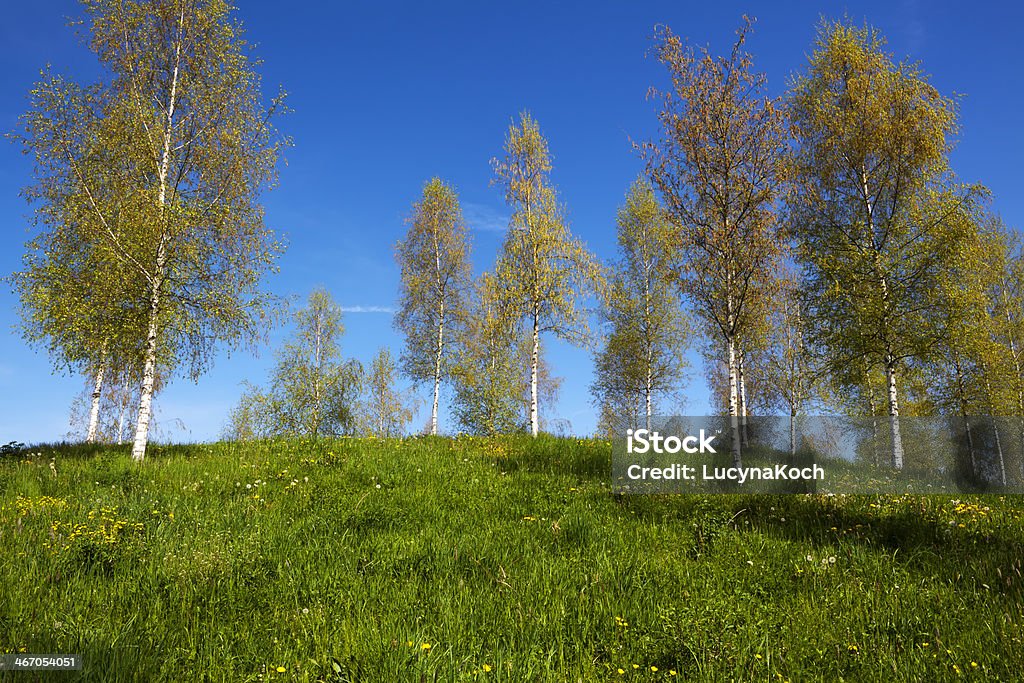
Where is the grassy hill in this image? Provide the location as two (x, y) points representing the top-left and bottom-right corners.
(1, 437), (1022, 681)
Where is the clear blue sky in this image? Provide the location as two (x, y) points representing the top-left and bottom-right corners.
(1, 1), (1021, 444)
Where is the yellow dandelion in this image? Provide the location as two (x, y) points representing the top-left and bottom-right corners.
(276, 666), (286, 673)
(670, 671), (677, 677)
(617, 669), (625, 675)
(482, 664), (492, 672)
(421, 643), (432, 651)
(651, 665), (658, 672)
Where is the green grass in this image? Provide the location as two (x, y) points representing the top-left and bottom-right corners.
(1, 436), (1022, 681)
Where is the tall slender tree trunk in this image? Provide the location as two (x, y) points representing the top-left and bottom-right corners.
(130, 7), (182, 462)
(1000, 294), (1024, 481)
(984, 379), (1007, 486)
(117, 381), (128, 446)
(1015, 367), (1024, 482)
(432, 309), (444, 436)
(86, 362), (106, 443)
(860, 165), (904, 468)
(1013, 373), (1024, 482)
(1015, 375), (1024, 483)
(724, 269), (741, 467)
(312, 313), (322, 439)
(993, 414), (1007, 487)
(964, 417), (977, 478)
(132, 254), (164, 462)
(727, 336), (741, 468)
(885, 356), (904, 469)
(530, 305), (540, 438)
(430, 233), (445, 437)
(785, 298), (799, 462)
(645, 360), (653, 433)
(644, 275), (653, 433)
(738, 348), (749, 447)
(789, 405), (798, 462)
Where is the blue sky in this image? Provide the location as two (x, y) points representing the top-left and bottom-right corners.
(1, 1), (1022, 444)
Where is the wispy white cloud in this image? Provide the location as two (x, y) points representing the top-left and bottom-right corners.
(902, 0), (927, 52)
(463, 203), (509, 233)
(340, 305), (395, 314)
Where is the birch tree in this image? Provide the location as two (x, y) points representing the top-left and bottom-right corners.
(924, 207), (1000, 477)
(788, 19), (983, 468)
(450, 273), (522, 435)
(639, 18), (786, 466)
(227, 289), (362, 439)
(10, 124), (149, 445)
(450, 272), (560, 435)
(967, 220), (1024, 484)
(11, 225), (145, 443)
(759, 275), (824, 459)
(492, 112), (604, 437)
(17, 0), (287, 461)
(395, 178), (472, 436)
(67, 351), (152, 443)
(591, 179), (689, 432)
(990, 231), (1024, 481)
(359, 348), (415, 438)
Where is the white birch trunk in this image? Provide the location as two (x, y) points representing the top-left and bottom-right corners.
(885, 357), (904, 469)
(86, 363), (105, 444)
(644, 261), (653, 433)
(645, 360), (653, 433)
(131, 9), (182, 462)
(117, 386), (128, 446)
(993, 415), (1007, 487)
(132, 262), (163, 462)
(312, 312), (322, 439)
(432, 310), (443, 437)
(738, 349), (749, 448)
(727, 337), (741, 468)
(984, 379), (1007, 486)
(789, 407), (798, 461)
(430, 229), (446, 437)
(1006, 324), (1024, 480)
(530, 306), (540, 438)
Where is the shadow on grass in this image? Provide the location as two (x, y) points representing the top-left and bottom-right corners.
(491, 434), (612, 478)
(485, 437), (1024, 592)
(741, 495), (1022, 574)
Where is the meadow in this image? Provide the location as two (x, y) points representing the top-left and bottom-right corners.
(1, 436), (1022, 682)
